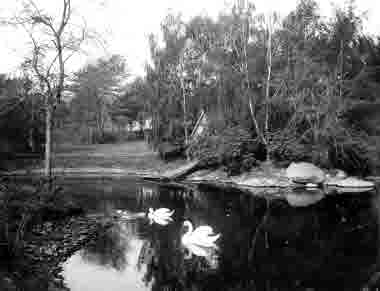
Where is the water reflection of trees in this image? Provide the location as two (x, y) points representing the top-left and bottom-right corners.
(153, 185), (379, 290)
(238, 192), (378, 290)
(363, 192), (380, 288)
(135, 183), (209, 213)
(81, 221), (137, 271)
(132, 185), (270, 290)
(78, 181), (380, 290)
(134, 217), (222, 291)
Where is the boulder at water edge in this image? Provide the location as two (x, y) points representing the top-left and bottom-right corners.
(333, 177), (375, 188)
(334, 186), (374, 194)
(286, 162), (325, 184)
(333, 169), (347, 179)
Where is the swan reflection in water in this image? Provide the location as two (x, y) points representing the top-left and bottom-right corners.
(147, 208), (174, 225)
(183, 242), (220, 269)
(116, 207), (175, 226)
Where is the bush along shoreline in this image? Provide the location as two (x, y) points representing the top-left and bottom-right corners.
(154, 154), (376, 194)
(146, 123), (376, 193)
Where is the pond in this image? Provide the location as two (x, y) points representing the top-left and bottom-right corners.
(58, 177), (380, 291)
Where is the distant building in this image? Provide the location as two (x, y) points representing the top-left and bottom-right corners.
(142, 118), (152, 131)
(126, 118), (152, 132)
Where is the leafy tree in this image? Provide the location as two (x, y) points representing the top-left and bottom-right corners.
(133, 0), (380, 174)
(69, 54), (128, 143)
(0, 74), (44, 156)
(143, 14), (187, 147)
(113, 77), (148, 129)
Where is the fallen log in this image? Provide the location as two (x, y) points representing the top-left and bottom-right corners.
(159, 160), (200, 180)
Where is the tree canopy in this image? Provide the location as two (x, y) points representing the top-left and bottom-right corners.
(115, 0), (380, 174)
(68, 54), (128, 143)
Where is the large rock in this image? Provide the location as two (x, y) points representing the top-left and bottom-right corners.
(331, 169), (347, 179)
(325, 176), (375, 194)
(324, 177), (343, 186)
(286, 162), (325, 184)
(232, 167), (294, 188)
(236, 176), (292, 188)
(324, 169), (347, 186)
(332, 177), (375, 188)
(327, 186), (375, 194)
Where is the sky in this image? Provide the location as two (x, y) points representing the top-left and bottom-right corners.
(0, 0), (380, 78)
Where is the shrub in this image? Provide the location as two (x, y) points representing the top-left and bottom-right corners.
(0, 179), (83, 259)
(158, 142), (185, 161)
(269, 123), (373, 175)
(93, 131), (119, 144)
(188, 125), (260, 175)
(326, 130), (373, 175)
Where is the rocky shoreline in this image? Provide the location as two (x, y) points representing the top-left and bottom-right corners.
(159, 161), (377, 195)
(3, 161), (377, 194)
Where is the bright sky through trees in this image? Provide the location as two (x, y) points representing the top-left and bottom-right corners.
(0, 0), (379, 77)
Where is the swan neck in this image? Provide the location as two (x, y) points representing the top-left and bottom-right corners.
(185, 221), (193, 235)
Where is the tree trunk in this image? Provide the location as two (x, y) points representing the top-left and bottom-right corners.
(88, 125), (91, 144)
(339, 39), (344, 98)
(180, 73), (190, 160)
(29, 96), (35, 152)
(264, 15), (273, 162)
(181, 78), (188, 147)
(217, 73), (223, 122)
(29, 128), (35, 153)
(183, 90), (188, 146)
(44, 103), (53, 178)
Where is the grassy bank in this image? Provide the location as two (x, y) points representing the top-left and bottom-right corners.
(2, 141), (186, 177)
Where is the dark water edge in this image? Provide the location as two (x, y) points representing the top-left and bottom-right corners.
(1, 176), (380, 291)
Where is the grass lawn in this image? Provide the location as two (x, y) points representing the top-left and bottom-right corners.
(1, 141), (186, 177)
(7, 141), (184, 175)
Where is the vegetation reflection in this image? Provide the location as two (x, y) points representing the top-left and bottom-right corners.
(64, 184), (380, 291)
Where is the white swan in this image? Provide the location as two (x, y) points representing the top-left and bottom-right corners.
(181, 220), (221, 247)
(147, 208), (174, 225)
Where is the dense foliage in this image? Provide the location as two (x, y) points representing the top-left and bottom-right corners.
(120, 0), (380, 175)
(0, 74), (44, 159)
(67, 55), (128, 144)
(0, 179), (82, 259)
(188, 125), (261, 175)
(1, 0), (380, 175)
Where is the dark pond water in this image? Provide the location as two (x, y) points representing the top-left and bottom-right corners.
(57, 177), (380, 291)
